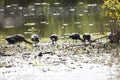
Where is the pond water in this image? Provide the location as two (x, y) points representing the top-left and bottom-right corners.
(0, 3), (107, 37)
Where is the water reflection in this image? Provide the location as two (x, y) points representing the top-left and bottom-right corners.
(0, 2), (107, 37)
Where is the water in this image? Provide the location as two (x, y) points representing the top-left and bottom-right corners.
(0, 3), (106, 37)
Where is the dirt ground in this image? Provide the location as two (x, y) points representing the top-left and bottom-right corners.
(0, 40), (120, 80)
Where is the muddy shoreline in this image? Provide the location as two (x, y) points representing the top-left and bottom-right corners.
(0, 41), (120, 80)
